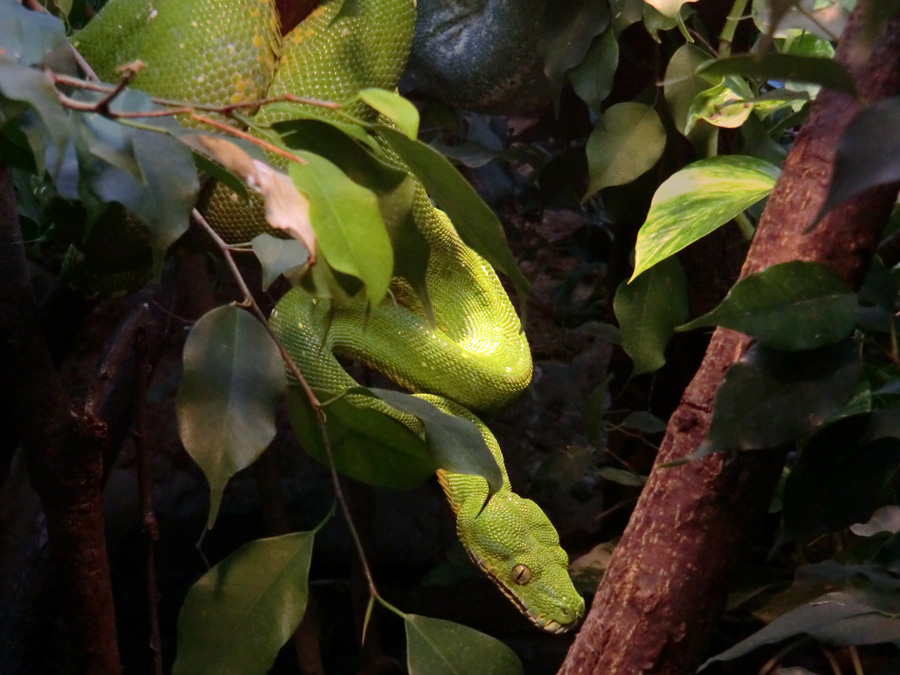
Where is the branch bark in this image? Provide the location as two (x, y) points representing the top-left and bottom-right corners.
(559, 4), (900, 674)
(0, 165), (121, 673)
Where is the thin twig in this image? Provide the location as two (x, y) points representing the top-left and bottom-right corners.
(134, 318), (163, 675)
(190, 209), (380, 598)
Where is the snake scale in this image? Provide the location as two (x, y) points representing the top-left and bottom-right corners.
(75, 0), (584, 632)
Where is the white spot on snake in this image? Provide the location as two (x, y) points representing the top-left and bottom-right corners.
(149, 9), (157, 19)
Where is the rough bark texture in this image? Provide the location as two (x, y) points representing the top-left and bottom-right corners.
(0, 166), (121, 673)
(559, 5), (900, 674)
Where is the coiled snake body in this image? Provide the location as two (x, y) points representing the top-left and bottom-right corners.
(75, 0), (584, 632)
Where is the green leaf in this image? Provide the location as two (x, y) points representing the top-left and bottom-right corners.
(405, 614), (523, 675)
(816, 97), (900, 223)
(172, 531), (319, 675)
(699, 54), (857, 98)
(698, 341), (861, 455)
(192, 151), (249, 202)
(663, 43), (714, 141)
(584, 102), (666, 198)
(368, 390), (502, 497)
(286, 388), (436, 489)
(614, 257), (689, 376)
(289, 151), (392, 306)
(0, 0), (68, 66)
(538, 0), (610, 94)
(677, 261), (858, 351)
(568, 29), (618, 111)
(357, 88), (419, 139)
(632, 156), (779, 280)
(176, 306), (285, 528)
(251, 234), (310, 290)
(377, 125), (529, 302)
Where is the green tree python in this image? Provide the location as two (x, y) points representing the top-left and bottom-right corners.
(74, 0), (584, 632)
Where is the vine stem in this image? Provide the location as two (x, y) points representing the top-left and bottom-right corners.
(190, 209), (381, 601)
(719, 0), (749, 58)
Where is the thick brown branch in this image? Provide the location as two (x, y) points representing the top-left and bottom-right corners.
(0, 166), (121, 673)
(560, 4), (900, 674)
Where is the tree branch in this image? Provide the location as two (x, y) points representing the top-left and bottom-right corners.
(0, 165), (121, 673)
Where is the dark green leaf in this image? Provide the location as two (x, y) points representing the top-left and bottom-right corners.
(677, 261), (858, 351)
(376, 125), (529, 303)
(172, 531), (318, 675)
(289, 150), (392, 306)
(568, 29), (618, 111)
(176, 306), (285, 528)
(816, 97), (900, 223)
(251, 234), (309, 290)
(531, 445), (594, 494)
(277, 118), (407, 193)
(621, 411), (668, 433)
(538, 0), (610, 95)
(614, 257), (689, 376)
(699, 341), (862, 455)
(368, 389), (502, 497)
(286, 388), (435, 489)
(699, 54), (857, 97)
(405, 614), (523, 675)
(783, 406), (900, 539)
(704, 590), (900, 667)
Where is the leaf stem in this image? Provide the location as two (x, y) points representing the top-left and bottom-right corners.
(719, 0), (749, 58)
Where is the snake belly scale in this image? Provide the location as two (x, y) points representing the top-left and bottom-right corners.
(75, 0), (585, 632)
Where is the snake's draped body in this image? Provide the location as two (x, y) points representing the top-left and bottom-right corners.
(75, 0), (585, 631)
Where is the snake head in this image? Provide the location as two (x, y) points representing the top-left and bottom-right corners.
(458, 491), (585, 633)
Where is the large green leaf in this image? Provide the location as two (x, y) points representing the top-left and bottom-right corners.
(376, 125), (529, 303)
(677, 261), (858, 351)
(172, 531), (318, 675)
(614, 257), (689, 376)
(369, 389), (502, 498)
(584, 102), (665, 198)
(176, 306), (285, 528)
(699, 54), (857, 97)
(289, 150), (392, 306)
(405, 614), (523, 675)
(816, 96), (900, 223)
(698, 341), (861, 455)
(286, 388), (436, 489)
(631, 156), (780, 280)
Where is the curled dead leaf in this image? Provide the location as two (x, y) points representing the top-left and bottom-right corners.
(181, 134), (317, 261)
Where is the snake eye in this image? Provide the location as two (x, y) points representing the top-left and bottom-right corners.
(512, 564), (532, 584)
